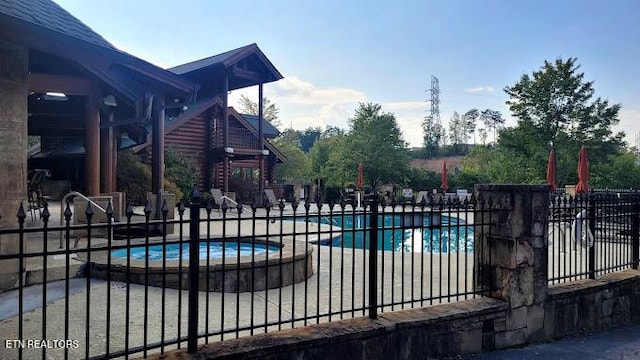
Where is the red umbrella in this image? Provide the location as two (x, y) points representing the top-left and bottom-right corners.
(546, 150), (557, 191)
(356, 163), (364, 190)
(575, 146), (589, 194)
(440, 161), (449, 192)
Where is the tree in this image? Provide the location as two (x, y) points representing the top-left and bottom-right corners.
(422, 115), (444, 157)
(504, 57), (624, 153)
(238, 94), (281, 129)
(478, 128), (488, 145)
(448, 111), (467, 152)
(272, 138), (312, 184)
(309, 134), (345, 188)
(298, 127), (322, 153)
(332, 102), (410, 188)
(479, 109), (505, 143)
(463, 57), (627, 188)
(463, 109), (479, 145)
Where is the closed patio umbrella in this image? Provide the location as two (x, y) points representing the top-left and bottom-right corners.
(357, 163), (364, 190)
(546, 149), (557, 191)
(575, 146), (589, 194)
(440, 161), (449, 192)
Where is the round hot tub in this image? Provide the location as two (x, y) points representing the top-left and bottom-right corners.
(88, 237), (313, 293)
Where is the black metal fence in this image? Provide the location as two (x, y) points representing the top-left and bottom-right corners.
(548, 191), (640, 284)
(0, 193), (490, 359)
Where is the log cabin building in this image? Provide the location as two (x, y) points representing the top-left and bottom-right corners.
(2, 0), (285, 209)
(133, 43), (286, 198)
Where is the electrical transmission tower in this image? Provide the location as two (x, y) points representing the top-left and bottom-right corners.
(422, 75), (443, 153)
(428, 75), (441, 128)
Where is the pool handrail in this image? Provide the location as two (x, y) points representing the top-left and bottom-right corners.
(59, 191), (109, 248)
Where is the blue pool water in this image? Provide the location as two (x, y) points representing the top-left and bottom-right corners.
(288, 214), (474, 253)
(111, 242), (279, 261)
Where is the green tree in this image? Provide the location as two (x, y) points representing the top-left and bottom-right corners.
(504, 57), (624, 156)
(238, 94), (281, 129)
(422, 114), (444, 157)
(463, 57), (627, 188)
(463, 109), (479, 145)
(479, 109), (505, 144)
(272, 138), (312, 184)
(298, 127), (322, 153)
(308, 134), (346, 192)
(448, 111), (467, 153)
(332, 102), (410, 188)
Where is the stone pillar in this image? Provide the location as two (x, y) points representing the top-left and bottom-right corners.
(0, 39), (28, 291)
(474, 185), (549, 348)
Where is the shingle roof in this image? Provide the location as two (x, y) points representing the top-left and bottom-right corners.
(0, 0), (115, 50)
(168, 44), (255, 75)
(241, 113), (280, 138)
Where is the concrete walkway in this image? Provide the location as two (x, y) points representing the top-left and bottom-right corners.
(463, 323), (640, 359)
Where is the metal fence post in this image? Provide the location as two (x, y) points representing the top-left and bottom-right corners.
(188, 190), (201, 352)
(368, 192), (379, 319)
(632, 198), (640, 270)
(588, 195), (597, 279)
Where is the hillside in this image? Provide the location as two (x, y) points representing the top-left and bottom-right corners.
(410, 156), (465, 173)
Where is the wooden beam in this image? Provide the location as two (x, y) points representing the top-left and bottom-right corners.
(29, 73), (92, 95)
(231, 67), (261, 82)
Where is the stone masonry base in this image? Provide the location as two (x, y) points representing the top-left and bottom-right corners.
(147, 270), (640, 360)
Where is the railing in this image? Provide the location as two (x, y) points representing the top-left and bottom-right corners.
(548, 191), (640, 284)
(0, 192), (489, 359)
(59, 191), (109, 248)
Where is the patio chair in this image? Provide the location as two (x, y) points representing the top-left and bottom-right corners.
(210, 188), (224, 212)
(27, 169), (48, 220)
(416, 191), (430, 205)
(264, 188), (279, 207)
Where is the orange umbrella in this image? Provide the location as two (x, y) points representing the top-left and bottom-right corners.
(440, 161), (449, 192)
(575, 146), (589, 194)
(356, 163), (364, 190)
(546, 150), (557, 191)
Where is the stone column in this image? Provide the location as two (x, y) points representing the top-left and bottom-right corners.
(0, 39), (28, 291)
(474, 185), (549, 348)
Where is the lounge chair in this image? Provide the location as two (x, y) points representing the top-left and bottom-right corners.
(264, 188), (279, 207)
(416, 191), (430, 205)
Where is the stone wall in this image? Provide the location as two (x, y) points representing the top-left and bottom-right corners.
(149, 271), (640, 360)
(0, 38), (28, 292)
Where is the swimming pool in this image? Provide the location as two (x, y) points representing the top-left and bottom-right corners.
(111, 241), (280, 261)
(289, 213), (474, 253)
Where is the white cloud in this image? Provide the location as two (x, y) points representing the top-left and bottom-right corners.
(616, 108), (640, 147)
(464, 86), (495, 94)
(272, 75), (367, 106)
(228, 76), (430, 146)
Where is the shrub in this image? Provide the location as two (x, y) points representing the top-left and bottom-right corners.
(165, 148), (199, 202)
(117, 150), (183, 205)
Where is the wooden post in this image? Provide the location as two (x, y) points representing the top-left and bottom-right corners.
(222, 76), (229, 193)
(151, 92), (165, 217)
(258, 83), (265, 202)
(206, 108), (213, 191)
(85, 87), (100, 196)
(100, 112), (114, 193)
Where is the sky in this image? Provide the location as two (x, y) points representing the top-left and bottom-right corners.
(54, 0), (640, 148)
